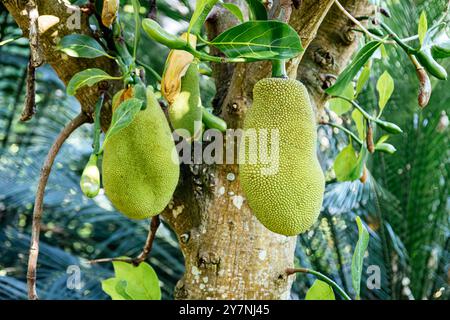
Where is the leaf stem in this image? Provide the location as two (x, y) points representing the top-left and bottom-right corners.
(286, 268), (352, 300)
(92, 93), (104, 155)
(320, 121), (363, 145)
(379, 21), (415, 54)
(136, 59), (162, 81)
(186, 44), (247, 63)
(271, 59), (287, 78)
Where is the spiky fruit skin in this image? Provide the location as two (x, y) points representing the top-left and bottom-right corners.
(168, 62), (202, 141)
(240, 78), (325, 236)
(102, 87), (180, 219)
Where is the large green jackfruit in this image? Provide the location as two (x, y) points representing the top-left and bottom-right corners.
(102, 87), (180, 219)
(168, 62), (202, 141)
(240, 78), (325, 236)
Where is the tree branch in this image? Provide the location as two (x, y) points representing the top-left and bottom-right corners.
(286, 268), (352, 300)
(89, 215), (161, 266)
(27, 112), (89, 300)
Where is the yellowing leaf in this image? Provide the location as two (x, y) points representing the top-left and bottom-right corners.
(161, 33), (197, 104)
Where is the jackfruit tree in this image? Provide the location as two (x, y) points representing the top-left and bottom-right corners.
(0, 0), (448, 301)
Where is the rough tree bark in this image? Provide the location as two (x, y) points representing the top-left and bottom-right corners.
(2, 0), (373, 299)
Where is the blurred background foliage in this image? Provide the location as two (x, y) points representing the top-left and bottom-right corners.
(0, 0), (448, 300)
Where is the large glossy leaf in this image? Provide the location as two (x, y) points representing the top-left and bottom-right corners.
(58, 34), (112, 59)
(103, 98), (143, 148)
(66, 68), (119, 96)
(209, 20), (302, 61)
(326, 41), (382, 96)
(351, 217), (370, 299)
(305, 280), (336, 300)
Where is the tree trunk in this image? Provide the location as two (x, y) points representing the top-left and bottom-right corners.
(2, 0), (373, 300)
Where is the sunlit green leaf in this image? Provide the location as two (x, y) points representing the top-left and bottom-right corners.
(326, 41), (382, 96)
(418, 11), (428, 47)
(334, 143), (368, 182)
(328, 83), (354, 115)
(209, 20), (302, 61)
(351, 217), (370, 299)
(376, 71), (394, 113)
(305, 280), (335, 300)
(355, 61), (371, 97)
(102, 261), (161, 300)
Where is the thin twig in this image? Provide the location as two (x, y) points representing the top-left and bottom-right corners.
(89, 215), (161, 266)
(20, 58), (36, 122)
(286, 268), (352, 300)
(26, 0), (43, 68)
(334, 0), (383, 42)
(27, 113), (89, 300)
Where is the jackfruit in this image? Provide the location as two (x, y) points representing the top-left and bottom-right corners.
(239, 78), (325, 236)
(102, 87), (180, 219)
(168, 62), (202, 141)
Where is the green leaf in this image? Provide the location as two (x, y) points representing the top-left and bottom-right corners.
(102, 278), (132, 300)
(334, 143), (357, 181)
(66, 68), (119, 96)
(220, 2), (244, 22)
(58, 34), (112, 59)
(376, 70), (394, 113)
(305, 280), (336, 300)
(328, 83), (354, 115)
(244, 0), (268, 20)
(334, 143), (368, 182)
(351, 216), (370, 299)
(115, 261), (161, 300)
(189, 0), (219, 35)
(326, 41), (382, 96)
(379, 43), (388, 59)
(355, 61), (371, 97)
(209, 20), (303, 61)
(418, 11), (428, 47)
(102, 261), (161, 300)
(103, 98), (143, 147)
(352, 109), (365, 140)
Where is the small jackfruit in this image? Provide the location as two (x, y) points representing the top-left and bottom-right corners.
(239, 78), (325, 236)
(168, 62), (202, 141)
(102, 87), (180, 219)
(80, 154), (100, 198)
